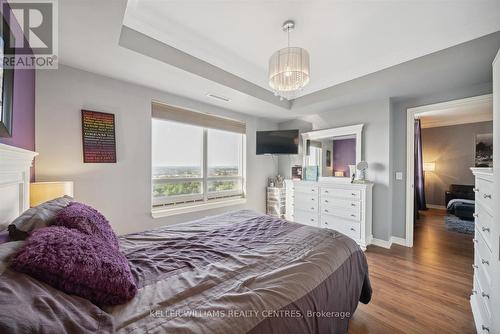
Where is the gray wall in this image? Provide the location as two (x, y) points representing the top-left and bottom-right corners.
(35, 65), (279, 235)
(422, 121), (493, 206)
(279, 99), (392, 241)
(277, 119), (313, 179)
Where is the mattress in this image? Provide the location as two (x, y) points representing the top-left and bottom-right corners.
(0, 210), (371, 334)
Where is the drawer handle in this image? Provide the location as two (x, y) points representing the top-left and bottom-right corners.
(472, 264), (478, 269)
(351, 203), (356, 207)
(482, 227), (490, 232)
(481, 259), (489, 265)
(311, 198), (315, 201)
(482, 292), (490, 299)
(324, 222), (328, 225)
(311, 207), (315, 210)
(473, 213), (479, 218)
(351, 193), (356, 196)
(350, 228), (356, 231)
(311, 189), (315, 192)
(310, 218), (315, 222)
(473, 187), (479, 192)
(324, 209), (329, 213)
(350, 214), (356, 218)
(482, 325), (489, 332)
(483, 194), (492, 199)
(325, 190), (329, 193)
(325, 199), (329, 203)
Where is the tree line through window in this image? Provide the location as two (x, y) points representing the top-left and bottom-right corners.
(152, 118), (245, 206)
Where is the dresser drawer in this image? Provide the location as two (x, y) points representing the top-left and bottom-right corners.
(321, 187), (361, 200)
(294, 185), (319, 195)
(475, 203), (493, 250)
(321, 206), (360, 222)
(473, 275), (492, 329)
(475, 178), (493, 215)
(295, 194), (318, 212)
(321, 197), (361, 210)
(321, 214), (361, 240)
(294, 210), (319, 227)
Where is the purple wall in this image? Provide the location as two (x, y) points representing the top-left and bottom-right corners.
(0, 1), (36, 179)
(332, 138), (356, 175)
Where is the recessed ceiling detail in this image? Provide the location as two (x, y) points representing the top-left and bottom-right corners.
(123, 0), (500, 103)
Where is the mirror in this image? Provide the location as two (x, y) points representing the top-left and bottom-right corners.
(302, 124), (363, 179)
(0, 16), (15, 138)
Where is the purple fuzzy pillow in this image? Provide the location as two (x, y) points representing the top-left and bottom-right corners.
(11, 226), (137, 305)
(53, 202), (119, 250)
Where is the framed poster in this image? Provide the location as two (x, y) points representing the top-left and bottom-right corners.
(81, 110), (116, 163)
(474, 133), (493, 167)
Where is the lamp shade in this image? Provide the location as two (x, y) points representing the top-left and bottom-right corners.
(30, 182), (74, 207)
(423, 162), (436, 172)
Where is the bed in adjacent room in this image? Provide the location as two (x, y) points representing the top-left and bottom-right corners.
(0, 145), (371, 334)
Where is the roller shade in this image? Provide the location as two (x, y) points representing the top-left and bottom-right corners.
(152, 101), (246, 134)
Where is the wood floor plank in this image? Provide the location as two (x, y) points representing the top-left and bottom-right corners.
(349, 209), (475, 334)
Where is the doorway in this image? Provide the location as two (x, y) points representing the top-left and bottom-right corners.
(405, 94), (493, 246)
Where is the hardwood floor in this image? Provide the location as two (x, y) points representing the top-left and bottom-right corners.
(349, 209), (475, 334)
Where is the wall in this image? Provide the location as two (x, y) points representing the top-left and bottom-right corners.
(0, 1), (35, 154)
(35, 65), (278, 235)
(422, 121), (493, 206)
(277, 119), (313, 178)
(280, 99), (392, 241)
(390, 82), (493, 238)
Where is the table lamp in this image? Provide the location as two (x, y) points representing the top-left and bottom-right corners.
(30, 182), (74, 207)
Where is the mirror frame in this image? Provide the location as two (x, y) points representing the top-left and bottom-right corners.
(0, 16), (15, 138)
(302, 124), (364, 179)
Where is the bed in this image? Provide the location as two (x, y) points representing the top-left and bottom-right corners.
(0, 144), (371, 334)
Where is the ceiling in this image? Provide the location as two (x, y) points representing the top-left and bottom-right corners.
(123, 0), (500, 98)
(418, 95), (493, 128)
(57, 0), (500, 121)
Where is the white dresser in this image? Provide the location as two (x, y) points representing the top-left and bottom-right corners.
(285, 180), (373, 250)
(470, 168), (494, 333)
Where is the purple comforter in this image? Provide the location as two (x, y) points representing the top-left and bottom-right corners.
(0, 210), (371, 334)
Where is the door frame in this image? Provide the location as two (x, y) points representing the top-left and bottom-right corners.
(405, 94), (492, 247)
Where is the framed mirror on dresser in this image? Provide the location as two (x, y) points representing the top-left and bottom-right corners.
(302, 124), (363, 181)
(285, 124), (373, 250)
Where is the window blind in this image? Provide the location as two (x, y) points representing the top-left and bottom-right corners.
(152, 101), (246, 134)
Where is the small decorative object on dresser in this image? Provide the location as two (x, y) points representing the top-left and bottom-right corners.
(304, 166), (319, 181)
(291, 165), (303, 180)
(470, 167), (494, 333)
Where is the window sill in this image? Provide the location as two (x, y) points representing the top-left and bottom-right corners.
(151, 198), (247, 219)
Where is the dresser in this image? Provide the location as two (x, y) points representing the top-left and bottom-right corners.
(470, 168), (494, 333)
(285, 180), (373, 250)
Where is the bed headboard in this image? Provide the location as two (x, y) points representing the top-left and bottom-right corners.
(0, 143), (38, 229)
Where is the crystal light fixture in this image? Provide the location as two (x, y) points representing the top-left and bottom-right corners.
(268, 20), (310, 100)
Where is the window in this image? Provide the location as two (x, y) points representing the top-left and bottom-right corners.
(152, 103), (246, 212)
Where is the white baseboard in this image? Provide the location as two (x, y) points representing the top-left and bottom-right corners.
(390, 236), (408, 246)
(426, 204), (446, 210)
(370, 236), (409, 249)
(370, 238), (392, 249)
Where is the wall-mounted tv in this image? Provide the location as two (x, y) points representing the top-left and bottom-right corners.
(256, 129), (299, 155)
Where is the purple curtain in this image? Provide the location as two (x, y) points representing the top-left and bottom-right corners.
(414, 119), (427, 219)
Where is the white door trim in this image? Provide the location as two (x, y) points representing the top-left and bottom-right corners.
(405, 94), (492, 248)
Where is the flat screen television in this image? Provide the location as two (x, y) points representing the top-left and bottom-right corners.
(256, 129), (299, 155)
